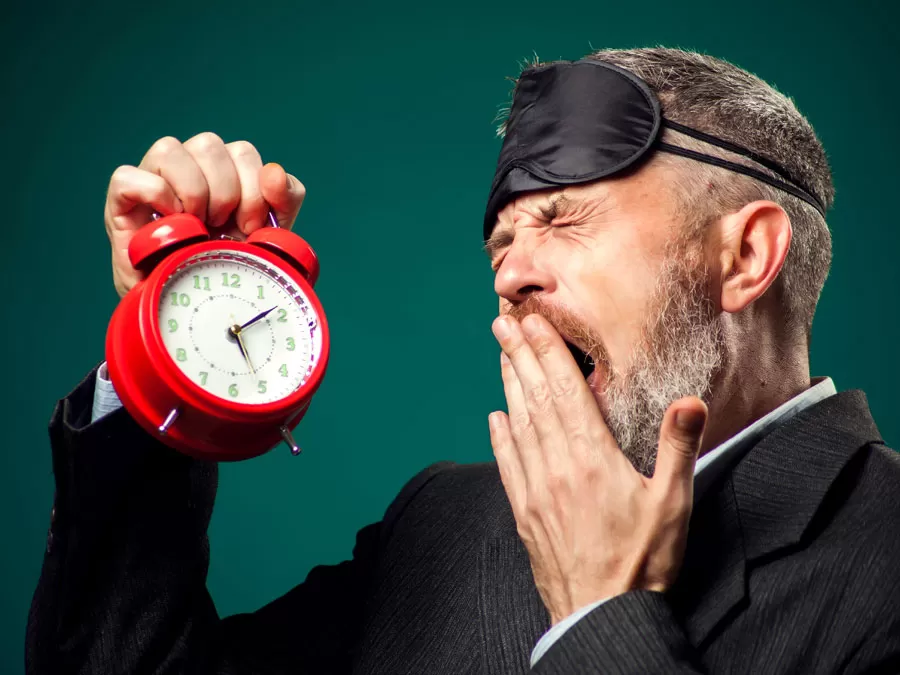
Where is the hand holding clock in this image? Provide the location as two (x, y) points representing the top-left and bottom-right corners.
(104, 133), (307, 298)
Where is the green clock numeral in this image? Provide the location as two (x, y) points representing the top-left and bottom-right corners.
(286, 337), (295, 351)
(277, 308), (288, 323)
(199, 371), (208, 386)
(176, 348), (187, 362)
(168, 319), (178, 333)
(222, 273), (240, 288)
(258, 380), (267, 394)
(257, 285), (265, 299)
(193, 275), (211, 291)
(279, 363), (288, 377)
(228, 383), (239, 397)
(171, 293), (190, 307)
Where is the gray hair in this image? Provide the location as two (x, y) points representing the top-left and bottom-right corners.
(503, 48), (834, 345)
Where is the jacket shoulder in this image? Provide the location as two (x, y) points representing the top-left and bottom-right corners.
(808, 442), (900, 612)
(381, 461), (505, 539)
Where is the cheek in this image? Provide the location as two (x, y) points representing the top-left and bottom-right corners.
(563, 244), (661, 364)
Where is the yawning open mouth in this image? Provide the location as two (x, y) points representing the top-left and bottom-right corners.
(563, 339), (595, 380)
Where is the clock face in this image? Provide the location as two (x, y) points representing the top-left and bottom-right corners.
(157, 249), (323, 405)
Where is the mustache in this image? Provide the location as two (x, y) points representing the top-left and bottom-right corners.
(503, 296), (609, 368)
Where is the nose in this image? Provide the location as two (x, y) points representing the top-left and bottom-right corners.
(493, 234), (556, 303)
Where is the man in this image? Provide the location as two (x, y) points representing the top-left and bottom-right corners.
(26, 47), (900, 673)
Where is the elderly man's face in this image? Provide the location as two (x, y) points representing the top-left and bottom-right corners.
(487, 160), (726, 475)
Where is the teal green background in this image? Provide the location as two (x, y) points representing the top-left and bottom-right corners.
(3, 0), (898, 670)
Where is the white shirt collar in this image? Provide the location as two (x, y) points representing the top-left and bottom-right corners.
(693, 376), (837, 501)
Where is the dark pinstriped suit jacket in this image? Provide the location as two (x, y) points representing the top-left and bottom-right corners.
(26, 367), (900, 673)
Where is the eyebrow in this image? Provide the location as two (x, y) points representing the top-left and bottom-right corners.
(483, 229), (515, 259)
(539, 193), (576, 221)
(483, 194), (583, 259)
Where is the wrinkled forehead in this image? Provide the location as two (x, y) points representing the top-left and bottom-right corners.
(483, 59), (661, 241)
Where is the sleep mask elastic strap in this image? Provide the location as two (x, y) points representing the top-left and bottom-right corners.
(660, 120), (826, 217)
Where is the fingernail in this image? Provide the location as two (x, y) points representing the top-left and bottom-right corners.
(500, 352), (510, 366)
(488, 412), (500, 431)
(493, 317), (511, 340)
(675, 409), (705, 433)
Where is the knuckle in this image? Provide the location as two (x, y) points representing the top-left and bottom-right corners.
(109, 164), (134, 185)
(667, 436), (698, 460)
(510, 410), (532, 435)
(515, 518), (534, 541)
(530, 334), (553, 357)
(179, 191), (209, 218)
(149, 135), (182, 156)
(505, 340), (526, 357)
(185, 131), (225, 153)
(524, 498), (544, 520)
(226, 140), (261, 161)
(566, 425), (592, 449)
(525, 381), (553, 410)
(108, 165), (142, 195)
(581, 462), (602, 484)
(549, 374), (579, 399)
(546, 471), (571, 498)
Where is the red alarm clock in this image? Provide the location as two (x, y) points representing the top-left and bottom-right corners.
(105, 211), (330, 461)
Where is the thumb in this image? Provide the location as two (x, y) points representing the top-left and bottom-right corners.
(259, 162), (306, 231)
(653, 396), (708, 492)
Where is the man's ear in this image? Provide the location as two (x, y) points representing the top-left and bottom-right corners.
(717, 200), (792, 314)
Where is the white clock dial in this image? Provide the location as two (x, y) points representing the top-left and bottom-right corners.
(158, 250), (323, 405)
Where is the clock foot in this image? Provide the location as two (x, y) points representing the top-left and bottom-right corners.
(280, 425), (301, 455)
(159, 407), (181, 435)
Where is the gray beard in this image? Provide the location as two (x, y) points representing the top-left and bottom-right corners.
(600, 250), (726, 477)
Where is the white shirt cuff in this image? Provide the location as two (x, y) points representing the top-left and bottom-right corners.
(91, 361), (124, 422)
(530, 597), (611, 667)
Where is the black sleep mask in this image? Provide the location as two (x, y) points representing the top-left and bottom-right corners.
(483, 59), (826, 240)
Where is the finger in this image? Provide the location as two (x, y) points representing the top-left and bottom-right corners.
(111, 250), (139, 299)
(259, 162), (306, 231)
(138, 136), (209, 221)
(493, 316), (567, 456)
(182, 132), (241, 228)
(498, 347), (551, 493)
(106, 165), (184, 222)
(520, 313), (613, 450)
(489, 411), (528, 518)
(105, 166), (186, 298)
(653, 397), (708, 496)
(225, 140), (267, 235)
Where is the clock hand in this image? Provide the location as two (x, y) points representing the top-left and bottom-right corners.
(240, 306), (277, 332)
(229, 324), (257, 377)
